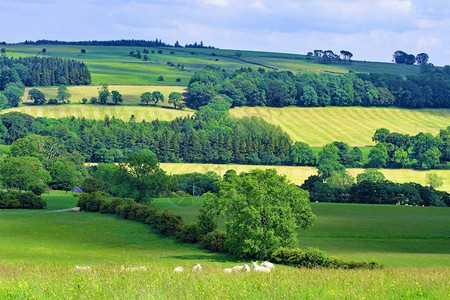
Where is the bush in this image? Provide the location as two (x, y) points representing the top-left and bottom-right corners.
(153, 210), (184, 237)
(80, 177), (104, 193)
(200, 230), (228, 253)
(271, 247), (382, 269)
(115, 203), (132, 219)
(0, 190), (45, 209)
(77, 192), (106, 212)
(180, 223), (200, 243)
(48, 98), (58, 104)
(17, 191), (46, 209)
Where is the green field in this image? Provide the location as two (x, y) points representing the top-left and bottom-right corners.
(160, 163), (450, 192)
(3, 44), (421, 86)
(231, 106), (450, 146)
(1, 192), (448, 298)
(23, 85), (186, 105)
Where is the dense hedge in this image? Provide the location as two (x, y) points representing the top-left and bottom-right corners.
(78, 192), (382, 269)
(0, 190), (46, 209)
(271, 247), (381, 270)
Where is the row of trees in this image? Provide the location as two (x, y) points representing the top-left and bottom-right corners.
(371, 127), (449, 170)
(28, 85), (71, 105)
(140, 91), (184, 109)
(307, 50), (353, 64)
(0, 56), (90, 89)
(187, 65), (450, 109)
(21, 39), (216, 49)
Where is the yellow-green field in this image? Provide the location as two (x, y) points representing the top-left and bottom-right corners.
(3, 104), (193, 122)
(231, 106), (450, 146)
(160, 163), (450, 192)
(23, 85), (186, 105)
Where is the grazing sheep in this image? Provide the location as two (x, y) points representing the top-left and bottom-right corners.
(75, 265), (91, 270)
(223, 268), (233, 273)
(173, 266), (184, 273)
(261, 261), (275, 269)
(252, 262), (270, 273)
(121, 265), (147, 271)
(232, 265), (244, 272)
(192, 264), (202, 272)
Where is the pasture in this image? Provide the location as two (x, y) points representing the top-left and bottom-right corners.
(160, 163), (450, 192)
(0, 192), (448, 298)
(23, 85), (186, 105)
(230, 106), (450, 146)
(3, 44), (421, 87)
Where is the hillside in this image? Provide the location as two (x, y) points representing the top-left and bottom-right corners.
(3, 44), (421, 86)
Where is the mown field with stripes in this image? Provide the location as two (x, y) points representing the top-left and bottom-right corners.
(230, 107), (450, 146)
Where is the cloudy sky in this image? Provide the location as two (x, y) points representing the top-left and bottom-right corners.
(1, 0), (449, 65)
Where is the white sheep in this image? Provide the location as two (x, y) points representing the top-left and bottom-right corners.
(192, 264), (202, 271)
(232, 264), (251, 272)
(173, 266), (184, 273)
(121, 265), (147, 271)
(252, 261), (270, 273)
(75, 265), (92, 270)
(261, 261), (275, 269)
(223, 268), (233, 273)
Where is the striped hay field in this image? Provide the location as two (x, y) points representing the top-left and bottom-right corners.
(230, 106), (450, 146)
(160, 163), (450, 192)
(3, 104), (193, 122)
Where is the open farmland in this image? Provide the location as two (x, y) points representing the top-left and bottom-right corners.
(0, 192), (448, 299)
(3, 44), (421, 87)
(2, 104), (193, 122)
(23, 85), (186, 105)
(160, 163), (450, 192)
(231, 106), (450, 146)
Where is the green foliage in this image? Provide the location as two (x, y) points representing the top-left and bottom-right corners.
(3, 86), (24, 108)
(0, 156), (50, 194)
(179, 223), (200, 243)
(368, 143), (388, 168)
(0, 190), (46, 209)
(80, 177), (104, 193)
(168, 91), (183, 109)
(111, 90), (123, 105)
(356, 168), (386, 183)
(200, 230), (228, 253)
(28, 88), (46, 105)
(98, 84), (110, 104)
(203, 169), (315, 259)
(50, 161), (79, 191)
(317, 144), (345, 178)
(425, 173), (443, 189)
(56, 85), (71, 103)
(289, 141), (315, 166)
(271, 247), (382, 269)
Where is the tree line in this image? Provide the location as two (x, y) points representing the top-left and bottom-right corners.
(0, 56), (91, 89)
(20, 39), (216, 49)
(187, 65), (450, 109)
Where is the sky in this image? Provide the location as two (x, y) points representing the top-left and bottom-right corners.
(0, 0), (449, 65)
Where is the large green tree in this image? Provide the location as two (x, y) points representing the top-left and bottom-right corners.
(201, 169), (315, 259)
(27, 88), (46, 105)
(3, 86), (24, 108)
(56, 85), (71, 103)
(0, 156), (50, 194)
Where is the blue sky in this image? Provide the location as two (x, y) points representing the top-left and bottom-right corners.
(1, 0), (449, 65)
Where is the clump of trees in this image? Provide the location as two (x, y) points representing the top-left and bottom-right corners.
(308, 49), (353, 64)
(393, 51), (429, 65)
(187, 65), (450, 109)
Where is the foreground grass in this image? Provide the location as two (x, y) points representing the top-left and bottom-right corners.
(160, 163), (450, 192)
(231, 106), (450, 146)
(0, 192), (449, 299)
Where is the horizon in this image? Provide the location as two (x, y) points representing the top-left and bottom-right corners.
(0, 0), (449, 66)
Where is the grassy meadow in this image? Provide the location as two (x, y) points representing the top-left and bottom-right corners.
(231, 106), (450, 146)
(23, 85), (186, 105)
(160, 163), (450, 192)
(0, 192), (449, 299)
(3, 44), (421, 87)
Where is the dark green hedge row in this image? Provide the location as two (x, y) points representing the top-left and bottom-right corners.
(271, 247), (381, 270)
(78, 192), (382, 269)
(0, 190), (46, 209)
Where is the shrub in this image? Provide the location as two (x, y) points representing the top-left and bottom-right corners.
(157, 75), (164, 81)
(77, 192), (105, 212)
(200, 230), (228, 253)
(48, 98), (58, 104)
(180, 223), (200, 243)
(153, 210), (184, 237)
(0, 190), (45, 209)
(17, 191), (46, 209)
(80, 177), (104, 193)
(176, 78), (181, 82)
(115, 203), (132, 219)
